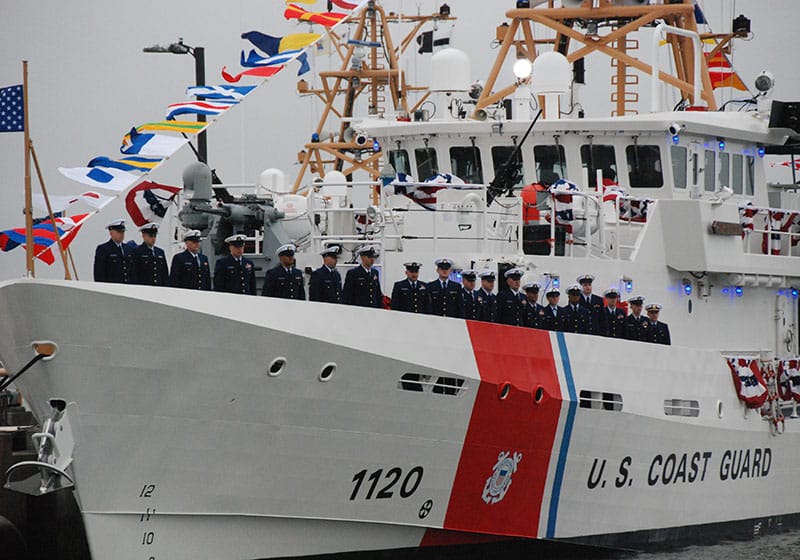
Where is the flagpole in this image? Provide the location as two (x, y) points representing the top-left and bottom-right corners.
(22, 60), (34, 277)
(29, 141), (72, 279)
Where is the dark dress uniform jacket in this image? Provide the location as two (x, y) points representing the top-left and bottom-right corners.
(562, 304), (592, 334)
(133, 243), (169, 286)
(214, 255), (257, 295)
(170, 250), (211, 290)
(428, 279), (463, 318)
(462, 288), (479, 320)
(342, 266), (382, 307)
(524, 302), (546, 329)
(391, 279), (430, 313)
(624, 314), (647, 341)
(94, 239), (136, 284)
(642, 321), (671, 345)
(476, 289), (497, 323)
(541, 305), (564, 331)
(496, 290), (526, 326)
(578, 293), (604, 334)
(309, 266), (342, 303)
(600, 306), (627, 338)
(262, 265), (305, 299)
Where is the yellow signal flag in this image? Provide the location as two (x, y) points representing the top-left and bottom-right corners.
(280, 33), (322, 52)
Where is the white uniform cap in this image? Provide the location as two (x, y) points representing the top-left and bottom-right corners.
(628, 295), (646, 305)
(577, 274), (595, 284)
(645, 303), (662, 312)
(321, 245), (341, 257)
(504, 267), (524, 278)
(479, 270), (496, 280)
(225, 234), (247, 244)
(107, 219), (126, 230)
(461, 269), (477, 278)
(566, 283), (582, 293)
(357, 245), (379, 257)
(522, 281), (541, 291)
(182, 229), (202, 241)
(139, 222), (159, 233)
(276, 243), (297, 256)
(604, 287), (620, 297)
(434, 257), (454, 268)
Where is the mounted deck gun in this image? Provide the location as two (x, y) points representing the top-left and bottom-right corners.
(178, 162), (293, 274)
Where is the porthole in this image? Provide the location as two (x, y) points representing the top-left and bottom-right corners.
(717, 400), (724, 419)
(268, 357), (287, 377)
(319, 363), (336, 382)
(534, 386), (545, 404)
(499, 382), (511, 400)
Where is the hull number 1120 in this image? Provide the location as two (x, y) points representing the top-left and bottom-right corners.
(349, 466), (424, 501)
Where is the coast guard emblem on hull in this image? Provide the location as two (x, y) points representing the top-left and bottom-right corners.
(482, 451), (523, 504)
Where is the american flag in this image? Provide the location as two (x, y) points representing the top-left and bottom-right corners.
(0, 85), (24, 133)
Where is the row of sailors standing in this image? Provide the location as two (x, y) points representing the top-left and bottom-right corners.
(93, 221), (669, 344)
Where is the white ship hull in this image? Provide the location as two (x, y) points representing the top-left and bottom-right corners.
(0, 279), (798, 559)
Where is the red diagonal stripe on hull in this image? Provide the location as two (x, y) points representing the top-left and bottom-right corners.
(442, 322), (562, 538)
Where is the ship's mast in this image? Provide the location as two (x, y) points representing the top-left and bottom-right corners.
(475, 0), (748, 117)
(291, 2), (455, 192)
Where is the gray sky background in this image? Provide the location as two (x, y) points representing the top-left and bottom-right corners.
(1, 0), (797, 281)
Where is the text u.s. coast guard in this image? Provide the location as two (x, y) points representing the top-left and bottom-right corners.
(586, 448), (772, 489)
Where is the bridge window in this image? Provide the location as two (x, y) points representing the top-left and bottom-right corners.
(389, 149), (411, 175)
(664, 399), (700, 417)
(533, 145), (567, 186)
(414, 147), (438, 181)
(580, 144), (616, 188)
(491, 146), (523, 181)
(745, 155), (755, 196)
(627, 145), (663, 188)
(671, 146), (687, 189)
(450, 146), (484, 184)
(732, 154), (743, 194)
(719, 152), (730, 190)
(704, 150), (716, 192)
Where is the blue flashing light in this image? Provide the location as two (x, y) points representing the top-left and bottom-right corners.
(553, 277), (560, 289)
(735, 286), (744, 297)
(672, 135), (680, 145)
(625, 280), (633, 293)
(373, 139), (381, 152)
(311, 132), (320, 142)
(722, 287), (730, 295)
(718, 139), (726, 151)
(683, 283), (692, 296)
(792, 288), (799, 299)
(758, 146), (766, 157)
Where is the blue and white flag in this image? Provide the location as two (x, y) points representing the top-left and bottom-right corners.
(0, 85), (24, 133)
(120, 127), (187, 157)
(186, 85), (256, 101)
(165, 100), (236, 121)
(240, 49), (310, 75)
(58, 166), (140, 192)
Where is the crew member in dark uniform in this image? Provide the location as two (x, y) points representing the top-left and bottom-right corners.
(214, 234), (256, 295)
(94, 219), (136, 284)
(132, 223), (169, 286)
(262, 243), (305, 299)
(643, 303), (671, 345)
(460, 269), (479, 320)
(391, 262), (429, 313)
(577, 274), (604, 334)
(427, 258), (463, 318)
(541, 287), (563, 331)
(496, 268), (526, 326)
(562, 284), (592, 334)
(309, 245), (343, 303)
(600, 287), (626, 338)
(522, 281), (545, 329)
(169, 230), (211, 290)
(476, 270), (497, 323)
(342, 246), (383, 307)
(624, 295), (647, 341)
